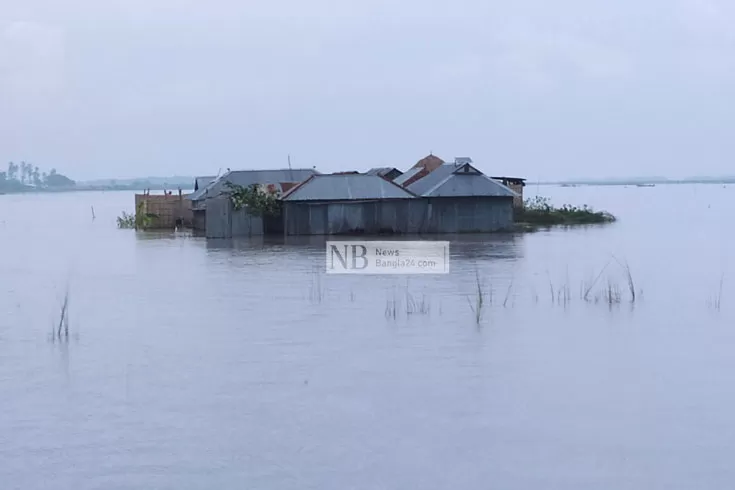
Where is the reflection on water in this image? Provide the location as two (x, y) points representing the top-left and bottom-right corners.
(205, 233), (524, 263)
(2, 187), (735, 490)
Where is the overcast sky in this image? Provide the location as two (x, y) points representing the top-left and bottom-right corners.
(2, 0), (734, 181)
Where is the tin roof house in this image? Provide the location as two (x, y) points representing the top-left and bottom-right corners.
(404, 157), (519, 233)
(281, 173), (422, 235)
(189, 168), (318, 208)
(395, 154), (526, 208)
(281, 158), (518, 235)
(189, 168), (319, 236)
(187, 155), (523, 237)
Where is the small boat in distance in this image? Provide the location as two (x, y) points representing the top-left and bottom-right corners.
(636, 183), (655, 187)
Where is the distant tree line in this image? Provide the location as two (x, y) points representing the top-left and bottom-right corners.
(0, 161), (75, 192)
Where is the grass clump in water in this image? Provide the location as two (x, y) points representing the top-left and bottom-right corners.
(117, 203), (156, 229)
(405, 291), (430, 316)
(50, 287), (71, 342)
(516, 196), (616, 226)
(467, 270), (488, 324)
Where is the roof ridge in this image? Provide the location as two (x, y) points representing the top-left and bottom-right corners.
(227, 167), (316, 172)
(282, 173), (416, 201)
(279, 174), (316, 199)
(421, 174), (455, 196)
(482, 174), (520, 196)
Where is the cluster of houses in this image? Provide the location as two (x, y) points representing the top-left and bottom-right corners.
(184, 154), (526, 238)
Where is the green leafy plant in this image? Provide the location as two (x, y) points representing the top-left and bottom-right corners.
(117, 202), (157, 229)
(116, 212), (136, 229)
(225, 182), (281, 217)
(517, 196), (616, 225)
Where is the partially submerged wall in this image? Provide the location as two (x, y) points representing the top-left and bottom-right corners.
(135, 192), (193, 229)
(204, 196), (264, 238)
(283, 197), (514, 235)
(507, 183), (524, 209)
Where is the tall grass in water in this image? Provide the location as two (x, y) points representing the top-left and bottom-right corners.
(547, 273), (555, 304)
(612, 256), (637, 303)
(604, 280), (622, 306)
(581, 262), (610, 302)
(52, 288), (70, 342)
(502, 277), (514, 308)
(548, 273), (571, 306)
(385, 289), (400, 319)
(308, 267), (324, 303)
(405, 291), (430, 316)
(708, 273), (725, 311)
(530, 285), (539, 304)
(467, 270), (487, 324)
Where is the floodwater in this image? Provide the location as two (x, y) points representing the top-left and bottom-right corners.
(1, 185), (734, 489)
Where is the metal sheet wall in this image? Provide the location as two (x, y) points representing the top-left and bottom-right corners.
(283, 197), (513, 235)
(205, 197), (264, 238)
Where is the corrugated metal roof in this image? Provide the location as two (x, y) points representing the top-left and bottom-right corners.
(187, 187), (209, 201)
(406, 164), (457, 195)
(393, 166), (423, 186)
(424, 174), (518, 197)
(194, 176), (216, 191)
(282, 174), (415, 201)
(189, 168), (318, 201)
(408, 163), (518, 198)
(366, 167), (400, 177)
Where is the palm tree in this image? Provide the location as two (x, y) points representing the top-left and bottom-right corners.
(24, 162), (31, 184)
(7, 162), (18, 181)
(20, 162), (28, 184)
(32, 166), (41, 186)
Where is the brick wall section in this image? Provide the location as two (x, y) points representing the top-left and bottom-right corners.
(508, 183), (524, 209)
(134, 193), (194, 229)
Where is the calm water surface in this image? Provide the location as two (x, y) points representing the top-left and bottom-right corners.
(1, 185), (734, 489)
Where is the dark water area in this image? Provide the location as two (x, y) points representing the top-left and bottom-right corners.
(1, 185), (734, 489)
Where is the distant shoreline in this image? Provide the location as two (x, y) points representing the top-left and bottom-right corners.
(2, 179), (733, 196)
(535, 180), (735, 186)
(0, 186), (194, 195)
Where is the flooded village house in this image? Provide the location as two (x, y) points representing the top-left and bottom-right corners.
(188, 168), (319, 237)
(187, 155), (522, 238)
(281, 158), (518, 235)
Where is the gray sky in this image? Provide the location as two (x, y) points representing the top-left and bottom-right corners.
(2, 0), (734, 181)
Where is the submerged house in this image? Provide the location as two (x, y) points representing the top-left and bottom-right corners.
(281, 174), (423, 235)
(188, 168), (319, 237)
(404, 158), (518, 233)
(186, 155), (521, 237)
(393, 154), (526, 210)
(281, 159), (518, 235)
